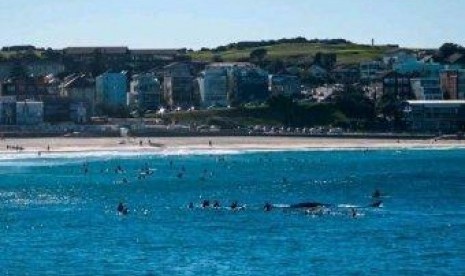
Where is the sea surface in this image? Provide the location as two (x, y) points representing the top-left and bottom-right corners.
(1, 148), (465, 275)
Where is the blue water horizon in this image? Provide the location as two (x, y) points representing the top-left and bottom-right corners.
(1, 148), (465, 274)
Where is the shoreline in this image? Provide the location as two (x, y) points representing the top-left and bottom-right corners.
(1, 136), (464, 156)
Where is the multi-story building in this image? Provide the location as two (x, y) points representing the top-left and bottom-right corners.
(270, 75), (301, 97)
(96, 72), (127, 110)
(163, 62), (196, 108)
(197, 67), (229, 107)
(16, 100), (43, 125)
(230, 65), (269, 104)
(130, 73), (162, 111)
(382, 71), (415, 100)
(440, 69), (465, 100)
(404, 100), (465, 133)
(411, 78), (443, 100)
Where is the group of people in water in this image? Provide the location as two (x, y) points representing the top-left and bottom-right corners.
(180, 188), (385, 218)
(186, 199), (243, 210)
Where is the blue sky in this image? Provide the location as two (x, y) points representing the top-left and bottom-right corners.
(0, 0), (463, 49)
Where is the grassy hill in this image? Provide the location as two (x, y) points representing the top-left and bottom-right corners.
(189, 42), (396, 65)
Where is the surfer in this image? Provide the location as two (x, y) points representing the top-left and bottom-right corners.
(202, 200), (210, 208)
(188, 202), (194, 209)
(213, 200), (220, 208)
(263, 202), (273, 212)
(117, 202), (128, 215)
(350, 208), (357, 218)
(372, 189), (381, 198)
(368, 200), (383, 208)
(230, 201), (239, 210)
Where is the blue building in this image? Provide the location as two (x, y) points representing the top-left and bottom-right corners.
(96, 72), (127, 110)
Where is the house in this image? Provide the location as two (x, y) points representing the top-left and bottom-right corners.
(404, 100), (465, 133)
(410, 78), (442, 100)
(95, 72), (127, 110)
(130, 73), (162, 111)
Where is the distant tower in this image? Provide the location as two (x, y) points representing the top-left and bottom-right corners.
(371, 38), (375, 46)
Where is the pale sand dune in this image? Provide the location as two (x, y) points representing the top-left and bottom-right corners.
(0, 136), (464, 154)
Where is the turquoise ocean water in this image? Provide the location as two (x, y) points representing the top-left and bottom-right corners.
(1, 148), (465, 275)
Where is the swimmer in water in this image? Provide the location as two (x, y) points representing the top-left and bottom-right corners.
(188, 202), (194, 209)
(230, 201), (239, 210)
(213, 200), (220, 208)
(372, 189), (381, 198)
(202, 200), (210, 208)
(117, 202), (128, 215)
(350, 208), (357, 218)
(263, 202), (273, 212)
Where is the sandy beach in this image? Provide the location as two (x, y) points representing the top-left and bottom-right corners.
(0, 136), (464, 154)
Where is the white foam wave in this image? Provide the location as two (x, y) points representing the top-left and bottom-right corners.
(0, 145), (464, 164)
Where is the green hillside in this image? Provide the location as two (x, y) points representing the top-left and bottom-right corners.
(190, 42), (396, 65)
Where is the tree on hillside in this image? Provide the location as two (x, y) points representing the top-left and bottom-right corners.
(10, 62), (29, 78)
(439, 43), (464, 57)
(249, 48), (268, 65)
(266, 59), (286, 74)
(212, 55), (224, 62)
(267, 95), (296, 126)
(332, 85), (375, 121)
